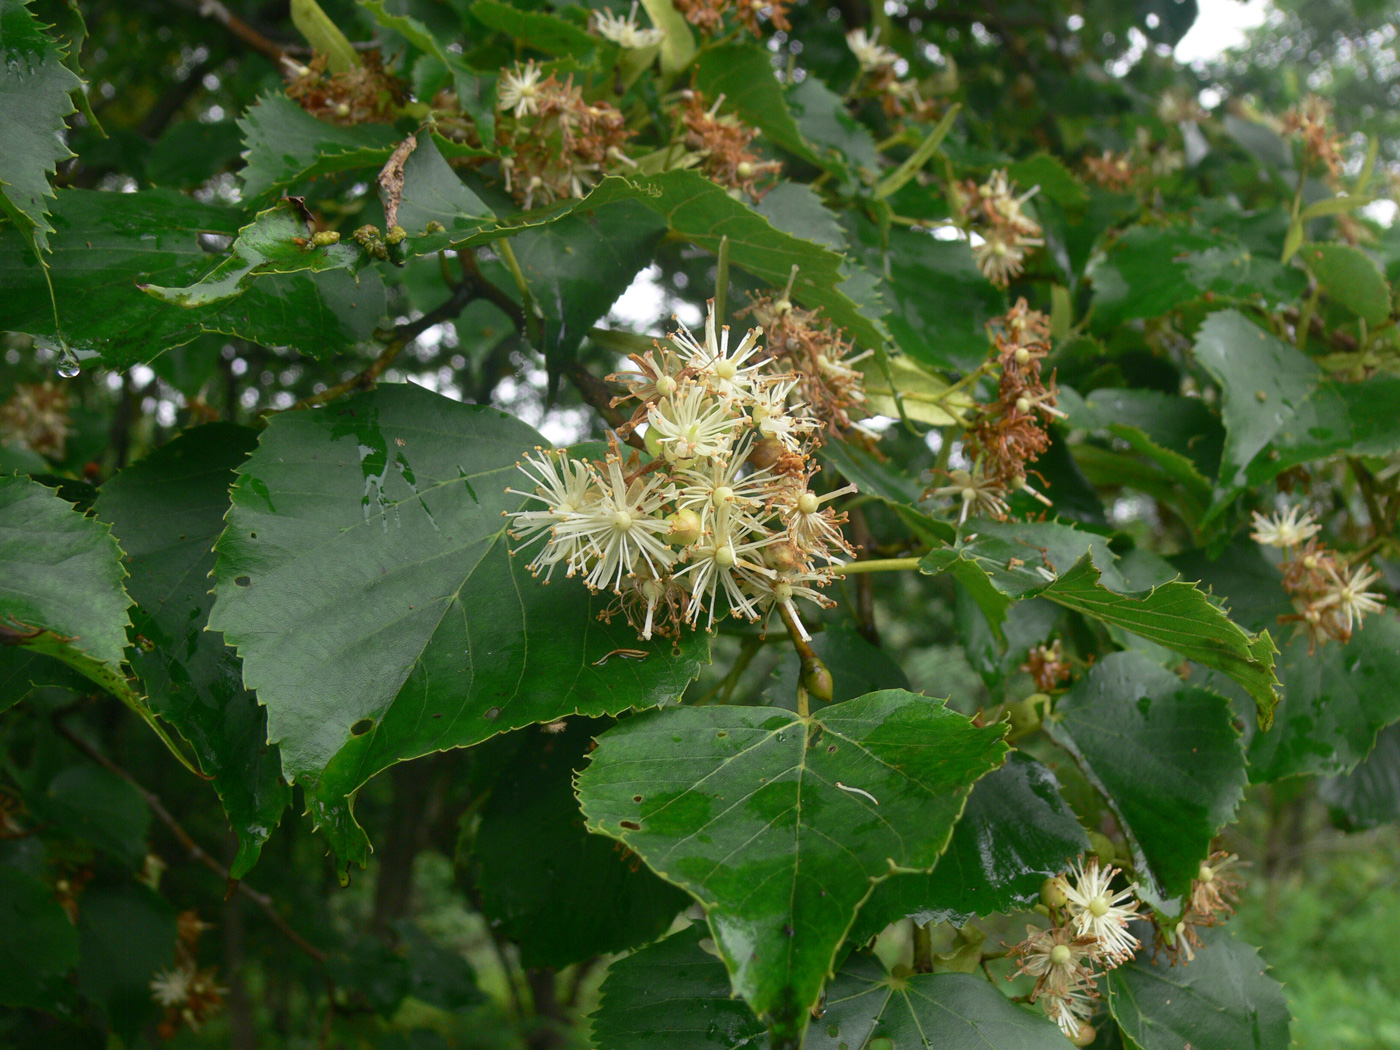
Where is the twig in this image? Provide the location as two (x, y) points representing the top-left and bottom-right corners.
(847, 507), (880, 647)
(53, 718), (328, 965)
(169, 0), (287, 65)
(289, 280), (476, 411)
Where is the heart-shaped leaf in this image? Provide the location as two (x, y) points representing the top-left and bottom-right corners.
(576, 690), (1008, 1043)
(208, 384), (708, 870)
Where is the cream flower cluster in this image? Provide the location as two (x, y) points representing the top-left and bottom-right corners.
(506, 302), (861, 642)
(1012, 857), (1143, 1040)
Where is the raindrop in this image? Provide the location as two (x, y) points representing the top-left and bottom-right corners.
(57, 351), (81, 378)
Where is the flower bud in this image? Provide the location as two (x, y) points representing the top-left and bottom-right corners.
(1087, 830), (1117, 865)
(1069, 1022), (1096, 1047)
(748, 436), (785, 469)
(1040, 876), (1069, 909)
(667, 509), (702, 546)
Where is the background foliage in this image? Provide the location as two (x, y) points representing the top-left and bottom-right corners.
(3, 0), (1399, 1047)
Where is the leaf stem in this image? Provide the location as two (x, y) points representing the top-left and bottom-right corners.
(827, 557), (923, 575)
(779, 604), (829, 716)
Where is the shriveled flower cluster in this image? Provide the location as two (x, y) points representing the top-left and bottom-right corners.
(284, 51), (407, 125)
(845, 28), (934, 121)
(673, 0), (790, 37)
(1082, 149), (1139, 190)
(497, 61), (634, 208)
(0, 381), (71, 459)
(1281, 95), (1344, 177)
(1158, 851), (1246, 963)
(1011, 857), (1143, 1040)
(744, 276), (876, 447)
(1021, 638), (1071, 692)
(926, 299), (1060, 525)
(681, 91), (782, 201)
(1251, 506), (1387, 651)
(507, 302), (866, 642)
(959, 170), (1044, 287)
(150, 909), (226, 1038)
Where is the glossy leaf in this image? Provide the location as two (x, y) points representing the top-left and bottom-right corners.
(1087, 224), (1305, 331)
(206, 384), (708, 869)
(858, 223), (1006, 373)
(0, 473), (132, 699)
(504, 198), (667, 383)
(1244, 612), (1400, 782)
(142, 198), (367, 308)
(93, 424), (290, 879)
(470, 0), (597, 59)
(238, 91), (400, 200)
(786, 76), (880, 180)
(695, 44), (821, 166)
(1047, 652), (1246, 905)
(851, 752), (1089, 940)
(585, 170), (888, 352)
(592, 928), (1072, 1050)
(1108, 927), (1291, 1050)
(0, 0), (80, 253)
(576, 690), (1009, 1042)
(919, 524), (1280, 727)
(1319, 722), (1400, 832)
(1063, 387), (1222, 497)
(1193, 310), (1400, 497)
(0, 189), (387, 366)
(471, 719), (688, 968)
(0, 865), (80, 1009)
(1304, 242), (1391, 324)
(588, 925), (766, 1050)
(805, 957), (1075, 1050)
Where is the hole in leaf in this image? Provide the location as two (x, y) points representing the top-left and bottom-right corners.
(235, 575), (251, 587)
(620, 820), (641, 831)
(350, 718), (374, 736)
(716, 730), (728, 738)
(249, 532), (257, 539)
(827, 744), (837, 753)
(484, 706), (501, 720)
(632, 795), (643, 802)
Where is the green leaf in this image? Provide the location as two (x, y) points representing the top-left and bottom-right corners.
(1108, 927), (1291, 1050)
(0, 473), (132, 698)
(142, 199), (366, 308)
(0, 189), (387, 366)
(1008, 153), (1087, 211)
(576, 690), (1009, 1041)
(1303, 242), (1392, 324)
(694, 44), (821, 166)
(33, 764), (151, 869)
(918, 524), (1280, 727)
(1319, 722), (1400, 832)
(860, 354), (976, 427)
(1063, 387), (1222, 498)
(0, 0), (81, 253)
(584, 171), (888, 352)
(1046, 652), (1246, 905)
(393, 133), (500, 254)
(75, 884), (176, 1045)
(1244, 612), (1400, 782)
(469, 0), (597, 59)
(805, 959), (1075, 1050)
(93, 424), (291, 879)
(755, 181), (846, 250)
(0, 865), (80, 1010)
(592, 928), (1073, 1050)
(589, 925), (767, 1050)
(238, 92), (401, 201)
(858, 223), (1006, 373)
(503, 198), (667, 385)
(1192, 310), (1400, 498)
(852, 753), (1089, 941)
(1086, 225), (1305, 331)
(472, 719), (688, 968)
(786, 76), (879, 180)
(206, 385), (708, 871)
